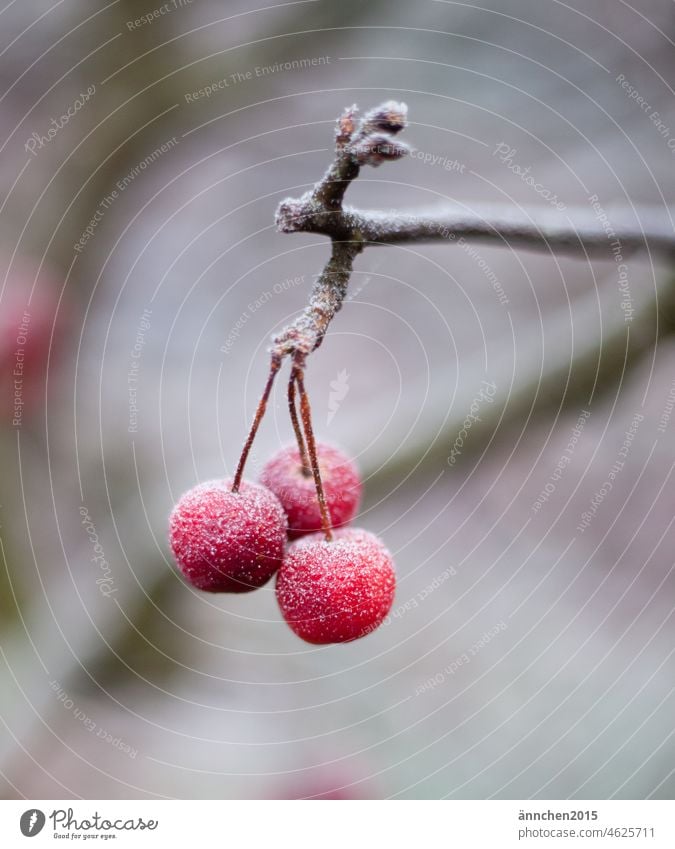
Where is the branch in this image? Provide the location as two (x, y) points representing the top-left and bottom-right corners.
(339, 205), (675, 256)
(271, 101), (410, 359)
(273, 101), (675, 361)
(272, 240), (362, 357)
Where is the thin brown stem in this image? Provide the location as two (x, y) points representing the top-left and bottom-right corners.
(294, 354), (333, 542)
(288, 366), (311, 476)
(231, 354), (281, 493)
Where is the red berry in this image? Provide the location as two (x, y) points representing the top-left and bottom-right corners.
(169, 479), (287, 593)
(0, 256), (66, 424)
(276, 528), (395, 644)
(260, 442), (362, 538)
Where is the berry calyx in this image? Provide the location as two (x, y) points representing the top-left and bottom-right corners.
(169, 478), (286, 593)
(260, 442), (362, 539)
(276, 528), (395, 644)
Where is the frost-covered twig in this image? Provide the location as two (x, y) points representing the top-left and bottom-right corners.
(272, 102), (409, 358)
(338, 205), (675, 255)
(272, 240), (362, 357)
(273, 101), (675, 359)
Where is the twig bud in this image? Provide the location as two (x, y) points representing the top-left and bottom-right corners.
(336, 104), (359, 148)
(352, 134), (411, 167)
(362, 101), (408, 134)
(276, 194), (315, 232)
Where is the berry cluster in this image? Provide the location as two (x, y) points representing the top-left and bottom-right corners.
(168, 103), (412, 643)
(169, 358), (395, 644)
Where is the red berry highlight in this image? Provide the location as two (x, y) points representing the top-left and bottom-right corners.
(169, 479), (286, 593)
(260, 442), (362, 538)
(276, 528), (395, 644)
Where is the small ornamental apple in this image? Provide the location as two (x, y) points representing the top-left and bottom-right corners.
(260, 442), (361, 538)
(169, 479), (286, 592)
(276, 528), (395, 644)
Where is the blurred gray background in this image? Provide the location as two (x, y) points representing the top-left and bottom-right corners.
(0, 0), (674, 799)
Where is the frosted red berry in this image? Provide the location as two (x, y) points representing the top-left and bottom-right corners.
(169, 478), (286, 593)
(276, 528), (395, 644)
(260, 442), (362, 538)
